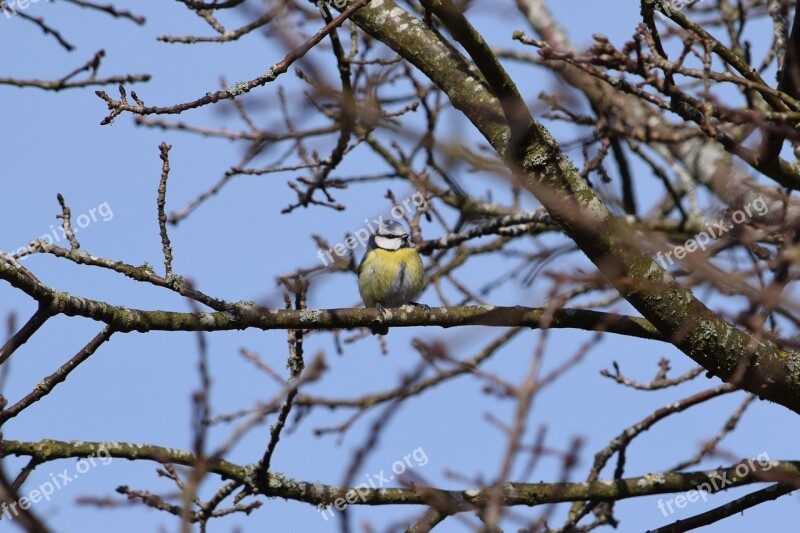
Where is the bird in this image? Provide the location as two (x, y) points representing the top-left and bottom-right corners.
(358, 220), (425, 334)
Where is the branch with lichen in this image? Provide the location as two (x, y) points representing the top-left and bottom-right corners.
(0, 251), (661, 338)
(1, 438), (797, 513)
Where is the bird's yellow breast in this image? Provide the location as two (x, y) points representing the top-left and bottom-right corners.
(358, 247), (424, 308)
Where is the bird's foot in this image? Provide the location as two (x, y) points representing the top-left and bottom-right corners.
(370, 304), (389, 336)
(409, 301), (431, 312)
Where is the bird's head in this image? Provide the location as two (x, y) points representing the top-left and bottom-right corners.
(373, 220), (411, 251)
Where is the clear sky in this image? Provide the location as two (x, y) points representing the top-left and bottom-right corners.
(1, 1), (797, 532)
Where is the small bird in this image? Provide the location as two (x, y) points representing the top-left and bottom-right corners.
(358, 220), (425, 333)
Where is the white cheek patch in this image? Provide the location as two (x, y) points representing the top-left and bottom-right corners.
(375, 235), (402, 250)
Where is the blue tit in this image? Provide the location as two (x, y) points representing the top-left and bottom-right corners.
(358, 220), (425, 313)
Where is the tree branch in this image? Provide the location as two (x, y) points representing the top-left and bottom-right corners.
(0, 251), (661, 338)
(1, 439), (797, 513)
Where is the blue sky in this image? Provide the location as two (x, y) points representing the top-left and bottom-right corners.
(1, 1), (798, 531)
